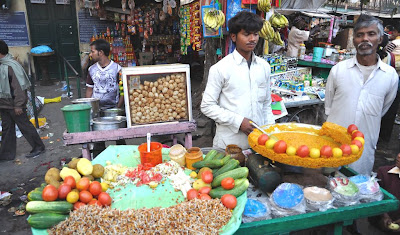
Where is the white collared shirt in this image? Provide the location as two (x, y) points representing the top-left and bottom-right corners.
(201, 50), (275, 150)
(325, 56), (398, 175)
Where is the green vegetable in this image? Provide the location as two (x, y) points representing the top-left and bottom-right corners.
(214, 159), (240, 177)
(192, 159), (225, 169)
(27, 189), (43, 201)
(221, 155), (231, 164)
(213, 152), (225, 160)
(211, 167), (249, 188)
(209, 178), (249, 198)
(27, 213), (69, 229)
(203, 150), (218, 162)
(26, 201), (73, 214)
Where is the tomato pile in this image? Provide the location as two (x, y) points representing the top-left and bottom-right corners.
(125, 163), (163, 187)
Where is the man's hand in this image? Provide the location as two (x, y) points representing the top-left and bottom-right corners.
(240, 118), (254, 136)
(14, 108), (23, 116)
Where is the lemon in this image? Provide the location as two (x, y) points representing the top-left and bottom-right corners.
(286, 146), (296, 156)
(66, 191), (79, 203)
(100, 182), (109, 192)
(350, 145), (359, 154)
(149, 181), (158, 189)
(265, 139), (277, 149)
(189, 171), (197, 179)
(309, 148), (321, 158)
(332, 148), (343, 158)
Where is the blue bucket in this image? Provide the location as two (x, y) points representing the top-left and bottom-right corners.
(312, 47), (324, 62)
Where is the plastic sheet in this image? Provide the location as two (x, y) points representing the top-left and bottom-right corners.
(328, 176), (360, 207)
(242, 198), (271, 223)
(269, 183), (306, 217)
(303, 186), (334, 212)
(349, 173), (383, 203)
(30, 45), (54, 54)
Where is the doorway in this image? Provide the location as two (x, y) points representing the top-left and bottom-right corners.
(25, 0), (81, 81)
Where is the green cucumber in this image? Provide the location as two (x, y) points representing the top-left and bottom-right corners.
(209, 178), (249, 198)
(203, 150), (218, 162)
(26, 201), (73, 214)
(192, 159), (225, 169)
(214, 159), (240, 177)
(213, 152), (225, 160)
(27, 189), (43, 201)
(28, 212), (69, 229)
(211, 167), (249, 188)
(221, 155), (231, 164)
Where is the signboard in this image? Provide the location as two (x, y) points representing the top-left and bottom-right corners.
(30, 0), (46, 4)
(78, 9), (114, 43)
(0, 12), (30, 47)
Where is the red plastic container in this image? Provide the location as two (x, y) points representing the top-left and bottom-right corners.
(138, 142), (163, 167)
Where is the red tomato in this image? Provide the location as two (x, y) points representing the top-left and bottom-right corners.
(98, 192), (112, 206)
(296, 145), (310, 158)
(347, 124), (358, 134)
(320, 145), (333, 158)
(88, 199), (102, 206)
(198, 186), (211, 195)
(187, 189), (199, 200)
(79, 190), (93, 203)
(89, 181), (102, 196)
(351, 139), (362, 149)
(340, 144), (352, 156)
(352, 131), (364, 139)
(73, 201), (86, 210)
(58, 184), (72, 200)
(221, 177), (235, 190)
(42, 185), (58, 202)
(201, 171), (213, 184)
(273, 140), (287, 154)
(199, 193), (212, 200)
(76, 177), (90, 191)
(63, 176), (76, 189)
(221, 194), (237, 209)
(257, 134), (269, 145)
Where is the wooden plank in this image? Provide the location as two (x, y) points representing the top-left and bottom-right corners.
(63, 121), (197, 145)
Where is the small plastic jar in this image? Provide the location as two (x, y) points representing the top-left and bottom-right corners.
(169, 144), (187, 167)
(185, 147), (203, 170)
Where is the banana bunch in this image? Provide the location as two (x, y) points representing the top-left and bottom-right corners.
(203, 10), (225, 31)
(269, 13), (289, 28)
(259, 20), (274, 40)
(257, 0), (271, 12)
(271, 30), (284, 46)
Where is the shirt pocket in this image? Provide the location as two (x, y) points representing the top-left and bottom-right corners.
(257, 84), (267, 102)
(364, 93), (384, 117)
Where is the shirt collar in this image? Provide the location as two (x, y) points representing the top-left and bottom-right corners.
(346, 54), (390, 72)
(232, 49), (257, 65)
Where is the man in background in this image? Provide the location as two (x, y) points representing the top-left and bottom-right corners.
(325, 15), (398, 175)
(286, 15), (319, 57)
(0, 40), (45, 160)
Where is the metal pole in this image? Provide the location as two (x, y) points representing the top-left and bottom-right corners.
(77, 74), (81, 98)
(64, 61), (71, 97)
(27, 53), (39, 129)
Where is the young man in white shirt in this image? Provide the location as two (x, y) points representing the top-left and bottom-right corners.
(201, 11), (274, 150)
(325, 15), (398, 175)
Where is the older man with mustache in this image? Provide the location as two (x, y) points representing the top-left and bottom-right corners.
(325, 15), (398, 175)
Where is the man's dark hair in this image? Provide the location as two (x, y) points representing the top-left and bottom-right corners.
(0, 40), (9, 55)
(228, 11), (263, 35)
(385, 25), (394, 32)
(90, 39), (110, 56)
(354, 14), (384, 37)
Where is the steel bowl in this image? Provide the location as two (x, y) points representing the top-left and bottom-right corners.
(92, 116), (126, 131)
(101, 108), (125, 117)
(71, 98), (100, 119)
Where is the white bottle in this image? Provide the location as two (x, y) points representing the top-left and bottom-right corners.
(298, 44), (306, 60)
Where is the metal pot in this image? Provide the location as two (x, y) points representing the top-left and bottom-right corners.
(101, 116), (127, 128)
(92, 117), (125, 131)
(101, 108), (125, 117)
(71, 98), (100, 119)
